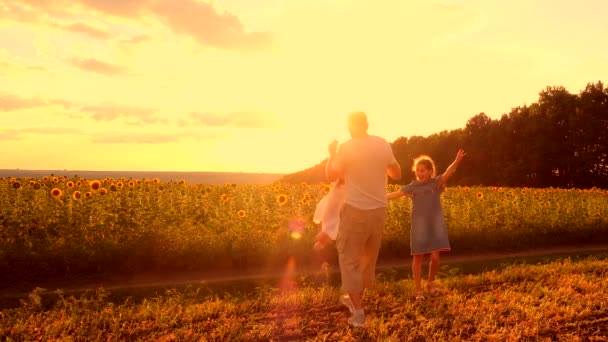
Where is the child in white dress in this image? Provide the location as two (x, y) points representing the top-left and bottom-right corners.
(313, 178), (345, 251)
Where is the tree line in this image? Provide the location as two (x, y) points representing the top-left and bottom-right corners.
(281, 81), (608, 189)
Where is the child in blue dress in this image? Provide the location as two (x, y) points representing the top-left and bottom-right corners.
(387, 149), (465, 300)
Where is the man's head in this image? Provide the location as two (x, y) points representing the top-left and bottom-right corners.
(347, 111), (369, 138)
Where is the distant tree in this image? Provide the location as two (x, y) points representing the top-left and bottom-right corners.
(280, 82), (608, 188)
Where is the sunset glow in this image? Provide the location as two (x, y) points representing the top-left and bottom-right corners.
(2, 0), (607, 173)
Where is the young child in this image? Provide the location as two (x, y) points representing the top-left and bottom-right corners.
(313, 178), (345, 251)
(387, 149), (465, 300)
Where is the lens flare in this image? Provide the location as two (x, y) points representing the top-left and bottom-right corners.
(288, 217), (305, 240)
(278, 256), (298, 292)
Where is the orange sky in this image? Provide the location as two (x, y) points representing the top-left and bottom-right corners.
(1, 0), (607, 173)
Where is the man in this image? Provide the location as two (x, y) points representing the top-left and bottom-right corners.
(326, 111), (402, 327)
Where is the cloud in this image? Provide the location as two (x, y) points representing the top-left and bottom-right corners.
(75, 0), (148, 17)
(90, 128), (224, 144)
(80, 104), (166, 125)
(0, 131), (20, 141)
(433, 3), (465, 12)
(180, 112), (279, 129)
(0, 1), (44, 23)
(0, 61), (9, 74)
(0, 94), (166, 126)
(59, 22), (111, 39)
(0, 127), (82, 140)
(0, 58), (47, 74)
(5, 0), (273, 51)
(0, 93), (47, 111)
(91, 133), (180, 144)
(151, 0), (273, 51)
(71, 58), (125, 76)
(120, 34), (151, 45)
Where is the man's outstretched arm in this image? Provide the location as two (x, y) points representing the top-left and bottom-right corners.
(325, 140), (341, 181)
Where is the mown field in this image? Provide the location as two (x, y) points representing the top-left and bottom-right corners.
(1, 175), (607, 286)
(1, 255), (607, 340)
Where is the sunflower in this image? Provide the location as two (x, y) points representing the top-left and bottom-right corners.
(29, 181), (35, 186)
(50, 188), (62, 199)
(179, 180), (186, 185)
(136, 180), (142, 185)
(476, 192), (484, 200)
(33, 183), (41, 190)
(42, 176), (49, 182)
(153, 178), (160, 184)
(116, 181), (124, 188)
(220, 193), (229, 202)
(84, 191), (92, 198)
(276, 194), (288, 206)
(90, 180), (101, 191)
(109, 184), (117, 192)
(66, 181), (74, 188)
(76, 181), (82, 186)
(99, 188), (108, 195)
(52, 177), (59, 183)
(12, 181), (21, 189)
(301, 194), (311, 205)
(237, 210), (247, 218)
(322, 184), (331, 193)
(158, 185), (165, 191)
(72, 191), (81, 200)
(128, 181), (135, 187)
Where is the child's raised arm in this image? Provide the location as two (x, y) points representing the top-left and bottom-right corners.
(439, 149), (466, 185)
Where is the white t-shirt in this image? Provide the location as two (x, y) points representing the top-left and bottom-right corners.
(330, 135), (397, 210)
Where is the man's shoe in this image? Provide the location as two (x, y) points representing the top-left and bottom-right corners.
(348, 311), (365, 327)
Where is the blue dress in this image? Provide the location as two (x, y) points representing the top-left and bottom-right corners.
(401, 176), (451, 255)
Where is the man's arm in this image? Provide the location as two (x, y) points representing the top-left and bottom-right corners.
(386, 161), (401, 180)
(325, 140), (341, 181)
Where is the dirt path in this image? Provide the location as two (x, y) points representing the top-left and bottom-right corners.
(2, 243), (606, 298)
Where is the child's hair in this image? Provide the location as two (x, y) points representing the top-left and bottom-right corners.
(412, 155), (436, 178)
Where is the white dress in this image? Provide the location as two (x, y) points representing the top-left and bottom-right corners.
(313, 183), (345, 240)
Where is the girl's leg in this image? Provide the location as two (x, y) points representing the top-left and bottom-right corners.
(427, 251), (441, 293)
(412, 254), (424, 298)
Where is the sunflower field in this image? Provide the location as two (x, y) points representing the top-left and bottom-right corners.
(1, 176), (607, 284)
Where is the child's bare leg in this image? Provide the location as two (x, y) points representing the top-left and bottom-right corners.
(412, 255), (424, 294)
(428, 251), (441, 291)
